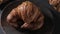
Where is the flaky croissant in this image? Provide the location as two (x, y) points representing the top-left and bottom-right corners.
(49, 0), (60, 12)
(7, 1), (44, 30)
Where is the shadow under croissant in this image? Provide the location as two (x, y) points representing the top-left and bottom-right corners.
(1, 0), (55, 34)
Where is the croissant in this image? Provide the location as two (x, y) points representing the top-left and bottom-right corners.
(49, 0), (60, 12)
(7, 1), (44, 30)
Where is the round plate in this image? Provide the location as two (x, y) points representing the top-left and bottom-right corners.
(1, 0), (55, 34)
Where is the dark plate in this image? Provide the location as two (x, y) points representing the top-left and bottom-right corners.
(1, 0), (55, 34)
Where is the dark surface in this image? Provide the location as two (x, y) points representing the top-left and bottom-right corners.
(0, 0), (16, 10)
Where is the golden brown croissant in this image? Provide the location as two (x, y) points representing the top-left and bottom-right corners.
(7, 1), (44, 30)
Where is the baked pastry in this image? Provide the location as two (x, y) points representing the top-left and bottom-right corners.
(7, 1), (44, 30)
(49, 0), (60, 12)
